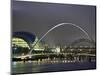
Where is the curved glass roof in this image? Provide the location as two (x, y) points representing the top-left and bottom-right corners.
(13, 31), (36, 45)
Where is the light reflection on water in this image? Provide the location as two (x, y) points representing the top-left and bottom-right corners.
(12, 59), (96, 74)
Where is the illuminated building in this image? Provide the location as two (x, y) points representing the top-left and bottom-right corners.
(12, 31), (45, 51)
(12, 37), (30, 48)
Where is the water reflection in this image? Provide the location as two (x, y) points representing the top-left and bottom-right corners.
(12, 58), (96, 74)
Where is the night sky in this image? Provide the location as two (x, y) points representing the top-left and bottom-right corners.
(12, 0), (96, 47)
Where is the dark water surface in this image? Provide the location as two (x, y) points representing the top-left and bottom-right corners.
(12, 61), (96, 74)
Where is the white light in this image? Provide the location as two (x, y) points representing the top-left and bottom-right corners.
(56, 47), (60, 53)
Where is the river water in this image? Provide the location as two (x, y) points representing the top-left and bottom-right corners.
(12, 60), (96, 74)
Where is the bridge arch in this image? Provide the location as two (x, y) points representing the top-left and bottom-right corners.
(65, 38), (95, 49)
(29, 23), (92, 54)
(70, 38), (95, 46)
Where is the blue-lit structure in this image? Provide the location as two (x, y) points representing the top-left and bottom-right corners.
(13, 31), (36, 48)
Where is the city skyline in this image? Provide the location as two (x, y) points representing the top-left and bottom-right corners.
(12, 1), (96, 74)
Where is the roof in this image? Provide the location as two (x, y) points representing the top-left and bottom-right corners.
(13, 31), (36, 46)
